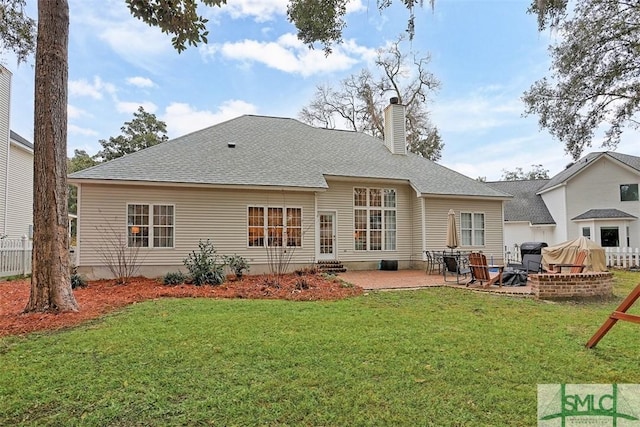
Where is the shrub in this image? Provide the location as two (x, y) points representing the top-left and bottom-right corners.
(71, 273), (87, 289)
(224, 254), (250, 279)
(94, 214), (145, 285)
(295, 277), (310, 290)
(183, 240), (225, 286)
(294, 265), (318, 276)
(163, 271), (186, 286)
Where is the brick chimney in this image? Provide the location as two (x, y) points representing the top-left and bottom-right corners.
(383, 97), (407, 155)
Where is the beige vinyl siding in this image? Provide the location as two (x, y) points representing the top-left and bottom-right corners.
(5, 143), (33, 238)
(424, 198), (505, 263)
(77, 184), (316, 270)
(0, 67), (11, 234)
(317, 178), (415, 263)
(412, 195), (424, 262)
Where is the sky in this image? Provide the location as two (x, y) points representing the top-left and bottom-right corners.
(4, 0), (640, 181)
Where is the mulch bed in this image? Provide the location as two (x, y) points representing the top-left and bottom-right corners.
(0, 273), (363, 338)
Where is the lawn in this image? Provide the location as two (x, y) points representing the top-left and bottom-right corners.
(1, 271), (639, 426)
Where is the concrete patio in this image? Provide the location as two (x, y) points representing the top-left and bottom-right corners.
(337, 269), (533, 296)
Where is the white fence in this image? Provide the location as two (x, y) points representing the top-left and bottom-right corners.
(605, 247), (640, 269)
(0, 237), (32, 277)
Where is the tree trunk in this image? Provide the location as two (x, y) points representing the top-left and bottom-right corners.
(24, 0), (78, 313)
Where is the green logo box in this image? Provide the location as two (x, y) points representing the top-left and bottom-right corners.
(538, 384), (640, 426)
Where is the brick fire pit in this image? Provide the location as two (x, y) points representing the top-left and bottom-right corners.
(530, 271), (613, 300)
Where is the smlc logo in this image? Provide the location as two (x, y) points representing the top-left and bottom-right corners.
(538, 384), (640, 426)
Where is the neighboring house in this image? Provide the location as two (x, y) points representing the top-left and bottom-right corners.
(0, 65), (34, 240)
(487, 152), (640, 254)
(69, 100), (511, 279)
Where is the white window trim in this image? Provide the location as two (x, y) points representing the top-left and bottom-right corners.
(246, 205), (304, 249)
(353, 187), (397, 252)
(460, 211), (485, 247)
(126, 203), (176, 249)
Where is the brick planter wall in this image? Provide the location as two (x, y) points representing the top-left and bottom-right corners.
(530, 272), (613, 300)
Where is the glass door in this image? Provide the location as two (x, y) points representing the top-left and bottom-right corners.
(318, 212), (336, 260)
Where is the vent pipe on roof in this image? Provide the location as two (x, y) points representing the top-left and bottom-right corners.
(228, 142), (236, 148)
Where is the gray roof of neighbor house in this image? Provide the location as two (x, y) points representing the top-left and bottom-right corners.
(70, 115), (510, 199)
(572, 208), (637, 221)
(538, 151), (640, 193)
(10, 130), (33, 150)
(486, 179), (556, 225)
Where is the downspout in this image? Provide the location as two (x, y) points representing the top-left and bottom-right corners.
(3, 83), (11, 237)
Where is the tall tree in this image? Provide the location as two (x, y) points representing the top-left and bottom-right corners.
(95, 106), (168, 162)
(67, 149), (98, 215)
(501, 164), (550, 181)
(25, 0), (78, 312)
(523, 0), (640, 159)
(299, 36), (443, 160)
(287, 0), (434, 53)
(4, 0), (431, 313)
(0, 0), (36, 63)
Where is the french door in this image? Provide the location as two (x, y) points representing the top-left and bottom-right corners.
(318, 212), (336, 260)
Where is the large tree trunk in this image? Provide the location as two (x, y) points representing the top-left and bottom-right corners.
(24, 0), (78, 313)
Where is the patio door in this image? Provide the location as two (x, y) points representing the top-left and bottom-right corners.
(318, 211), (336, 260)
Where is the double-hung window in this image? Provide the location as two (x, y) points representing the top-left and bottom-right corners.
(127, 203), (174, 248)
(247, 206), (302, 247)
(461, 212), (485, 246)
(354, 187), (396, 251)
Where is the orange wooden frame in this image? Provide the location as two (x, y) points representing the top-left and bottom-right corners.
(586, 283), (640, 348)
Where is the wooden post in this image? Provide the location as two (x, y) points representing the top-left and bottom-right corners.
(586, 283), (640, 348)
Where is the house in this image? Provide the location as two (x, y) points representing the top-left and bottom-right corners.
(69, 100), (511, 279)
(487, 152), (640, 254)
(0, 65), (34, 240)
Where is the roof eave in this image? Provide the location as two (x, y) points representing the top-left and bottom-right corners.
(68, 178), (328, 192)
(419, 193), (512, 201)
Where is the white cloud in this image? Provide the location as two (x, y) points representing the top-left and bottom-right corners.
(116, 101), (158, 114)
(126, 76), (155, 88)
(69, 76), (116, 100)
(207, 0), (365, 22)
(162, 100), (258, 137)
(202, 33), (375, 77)
(432, 91), (523, 134)
(67, 104), (92, 120)
(69, 124), (99, 137)
(218, 0), (288, 22)
(99, 22), (171, 66)
(69, 0), (173, 71)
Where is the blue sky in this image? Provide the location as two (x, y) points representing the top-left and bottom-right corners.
(5, 0), (640, 181)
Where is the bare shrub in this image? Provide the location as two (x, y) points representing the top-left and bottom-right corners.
(95, 215), (145, 285)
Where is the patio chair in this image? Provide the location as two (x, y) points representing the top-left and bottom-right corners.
(424, 250), (443, 274)
(507, 253), (543, 273)
(443, 252), (471, 284)
(547, 250), (588, 274)
(468, 252), (504, 288)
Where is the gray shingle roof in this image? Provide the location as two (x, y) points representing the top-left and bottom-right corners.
(10, 130), (33, 150)
(571, 208), (637, 221)
(70, 115), (510, 198)
(539, 151), (640, 193)
(485, 179), (556, 224)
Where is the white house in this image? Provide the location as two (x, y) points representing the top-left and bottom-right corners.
(69, 100), (511, 279)
(0, 65), (34, 240)
(488, 152), (640, 255)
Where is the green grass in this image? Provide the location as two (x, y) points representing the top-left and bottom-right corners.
(1, 271), (639, 426)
